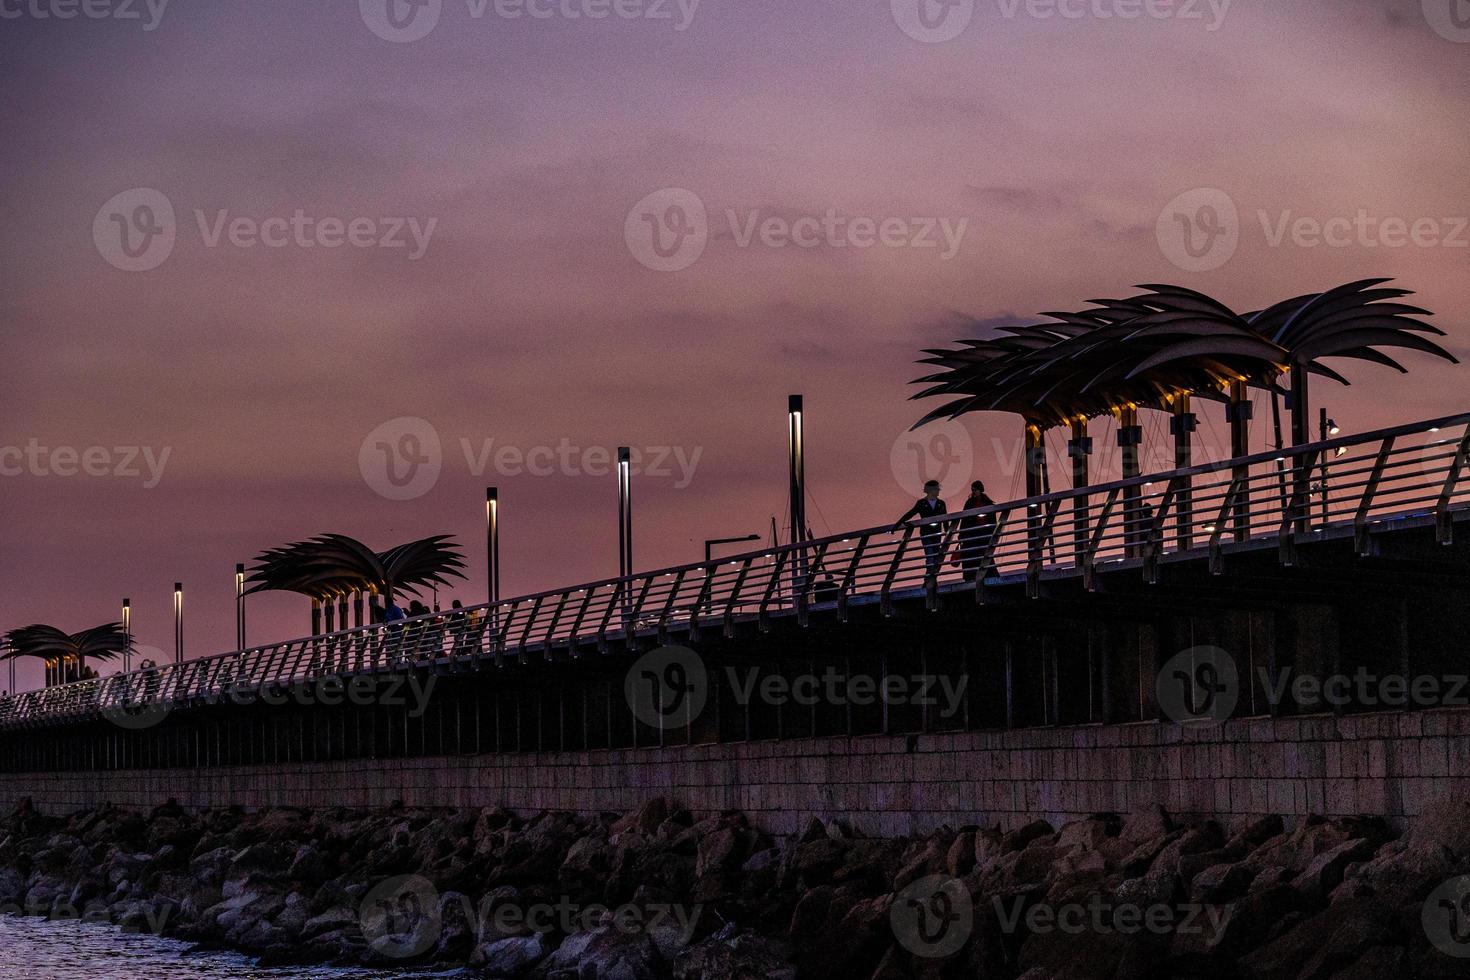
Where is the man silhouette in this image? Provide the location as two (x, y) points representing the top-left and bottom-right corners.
(894, 479), (949, 578)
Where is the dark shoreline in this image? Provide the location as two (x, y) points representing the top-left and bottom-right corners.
(2, 795), (1469, 978)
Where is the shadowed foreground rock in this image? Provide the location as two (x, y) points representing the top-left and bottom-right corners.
(1, 795), (1468, 978)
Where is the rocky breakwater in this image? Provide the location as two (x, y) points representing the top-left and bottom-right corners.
(2, 794), (1470, 977)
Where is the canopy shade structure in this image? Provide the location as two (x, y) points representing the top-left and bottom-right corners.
(244, 533), (467, 602)
(911, 279), (1456, 434)
(2, 623), (131, 684)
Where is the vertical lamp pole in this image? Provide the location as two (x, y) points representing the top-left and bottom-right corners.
(235, 563), (247, 651)
(1228, 380), (1252, 542)
(788, 395), (808, 599)
(122, 598), (132, 672)
(486, 487), (500, 631)
(618, 449), (633, 579)
(173, 582), (184, 664)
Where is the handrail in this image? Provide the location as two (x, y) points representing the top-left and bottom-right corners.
(4, 410), (1470, 730)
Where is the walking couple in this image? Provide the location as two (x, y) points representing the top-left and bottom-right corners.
(893, 479), (997, 582)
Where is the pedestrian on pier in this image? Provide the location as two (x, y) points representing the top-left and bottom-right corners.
(953, 480), (997, 582)
(894, 479), (948, 578)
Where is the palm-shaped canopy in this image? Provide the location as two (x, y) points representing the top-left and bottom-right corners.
(912, 280), (1454, 431)
(2, 623), (130, 667)
(245, 533), (466, 601)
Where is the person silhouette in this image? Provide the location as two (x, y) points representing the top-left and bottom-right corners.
(955, 480), (997, 582)
(894, 479), (949, 577)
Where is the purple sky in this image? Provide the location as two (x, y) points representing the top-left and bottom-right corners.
(2, 0), (1468, 687)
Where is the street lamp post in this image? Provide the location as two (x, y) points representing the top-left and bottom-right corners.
(173, 582), (183, 664)
(122, 598), (131, 672)
(486, 487), (500, 632)
(617, 448), (632, 580)
(788, 395), (808, 599)
(235, 563), (247, 651)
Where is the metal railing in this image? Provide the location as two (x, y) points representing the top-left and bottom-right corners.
(3, 411), (1469, 731)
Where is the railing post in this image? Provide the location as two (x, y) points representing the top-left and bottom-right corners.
(1435, 426), (1470, 545)
(1354, 436), (1394, 555)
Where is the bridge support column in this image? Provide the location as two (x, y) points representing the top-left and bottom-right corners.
(1069, 419), (1092, 567)
(1228, 383), (1252, 542)
(1118, 408), (1143, 557)
(1025, 424), (1046, 567)
(1288, 367), (1312, 534)
(1172, 395), (1197, 550)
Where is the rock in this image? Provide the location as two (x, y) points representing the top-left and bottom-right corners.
(945, 830), (976, 878)
(1237, 897), (1391, 980)
(1056, 814), (1119, 853)
(473, 931), (551, 976)
(1190, 862), (1256, 904)
(673, 929), (795, 980)
(1003, 820), (1056, 854)
(612, 799), (669, 839)
(1294, 838), (1375, 903)
(697, 826), (742, 878)
(1120, 805), (1171, 846)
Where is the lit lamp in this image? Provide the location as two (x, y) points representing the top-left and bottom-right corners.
(122, 597), (131, 672)
(235, 563), (247, 651)
(788, 394), (808, 598)
(617, 449), (633, 579)
(173, 582), (183, 664)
